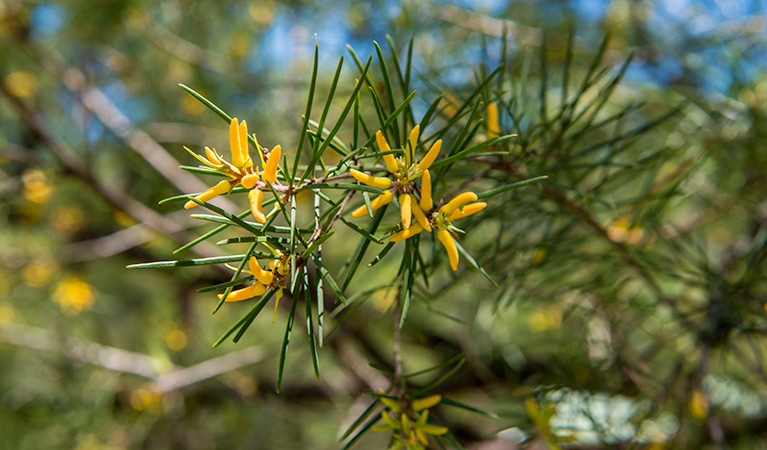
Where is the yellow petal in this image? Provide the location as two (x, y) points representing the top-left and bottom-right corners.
(440, 192), (478, 215)
(399, 194), (412, 229)
(419, 170), (432, 211)
(412, 395), (441, 411)
(487, 101), (500, 138)
(380, 396), (401, 413)
(272, 288), (282, 323)
(205, 147), (222, 165)
(184, 180), (231, 209)
(416, 429), (428, 445)
(689, 389), (709, 420)
(350, 191), (394, 218)
(376, 130), (398, 173)
(349, 205), (368, 218)
(238, 120), (250, 167)
(249, 257), (274, 285)
(218, 283), (267, 302)
(416, 139), (441, 171)
(400, 413), (411, 431)
(249, 189), (266, 223)
(240, 173), (259, 189)
(350, 169), (392, 189)
(448, 202), (486, 221)
(263, 145), (281, 184)
(252, 133), (266, 167)
(437, 230), (458, 271)
(229, 118), (245, 168)
(419, 424), (448, 436)
(416, 410), (429, 427)
(411, 201), (431, 232)
(382, 410), (400, 429)
(407, 125), (420, 166)
(389, 223), (424, 242)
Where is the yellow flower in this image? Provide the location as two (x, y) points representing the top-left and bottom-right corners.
(22, 169), (54, 203)
(183, 118), (283, 224)
(372, 393), (448, 450)
(53, 276), (96, 314)
(349, 127), (442, 229)
(389, 176), (486, 270)
(218, 252), (289, 304)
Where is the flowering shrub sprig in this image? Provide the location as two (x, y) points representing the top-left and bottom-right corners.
(127, 40), (545, 449)
(183, 118), (282, 223)
(373, 393), (448, 450)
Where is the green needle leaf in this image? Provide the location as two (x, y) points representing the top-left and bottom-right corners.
(314, 255), (347, 305)
(476, 176), (549, 199)
(303, 267), (320, 379)
(292, 43), (319, 178)
(276, 292), (299, 393)
(127, 255), (250, 269)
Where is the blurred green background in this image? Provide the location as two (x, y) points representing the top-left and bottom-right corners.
(2, 0), (767, 448)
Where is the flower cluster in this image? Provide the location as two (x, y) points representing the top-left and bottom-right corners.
(389, 188), (486, 271)
(349, 126), (486, 270)
(217, 253), (289, 303)
(372, 393), (448, 450)
(184, 118), (282, 223)
(349, 126), (441, 230)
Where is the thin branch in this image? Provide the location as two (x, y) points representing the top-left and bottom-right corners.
(21, 38), (238, 211)
(0, 82), (183, 236)
(153, 346), (266, 393)
(128, 14), (230, 74)
(0, 322), (166, 379)
(0, 321), (267, 394)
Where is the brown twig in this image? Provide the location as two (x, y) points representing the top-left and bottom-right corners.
(19, 39), (239, 212)
(0, 81), (226, 262)
(0, 322), (266, 394)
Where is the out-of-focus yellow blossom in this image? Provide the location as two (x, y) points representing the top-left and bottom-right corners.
(53, 276), (96, 314)
(532, 248), (547, 265)
(350, 126), (442, 230)
(606, 216), (645, 245)
(113, 210), (137, 227)
(689, 389), (709, 420)
(389, 175), (486, 270)
(50, 206), (85, 236)
(22, 169), (53, 203)
(21, 259), (59, 287)
(180, 94), (205, 116)
(372, 287), (397, 312)
(529, 305), (563, 331)
(130, 386), (162, 413)
(162, 327), (188, 351)
(184, 118), (283, 224)
(438, 93), (461, 118)
(4, 71), (38, 98)
(0, 302), (16, 323)
(372, 392), (448, 450)
(486, 101), (500, 139)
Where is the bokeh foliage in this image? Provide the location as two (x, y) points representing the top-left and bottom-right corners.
(2, 0), (767, 449)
